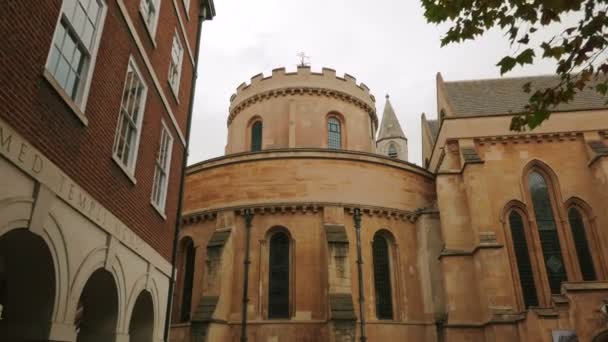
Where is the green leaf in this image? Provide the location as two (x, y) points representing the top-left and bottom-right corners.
(516, 48), (535, 65)
(497, 56), (517, 74)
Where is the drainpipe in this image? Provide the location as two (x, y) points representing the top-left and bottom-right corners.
(354, 208), (367, 342)
(240, 209), (254, 342)
(163, 1), (210, 340)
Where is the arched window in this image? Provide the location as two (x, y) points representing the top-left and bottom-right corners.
(388, 144), (398, 158)
(568, 208), (596, 281)
(180, 239), (196, 321)
(528, 171), (567, 294)
(268, 232), (290, 318)
(372, 233), (393, 319)
(251, 120), (263, 152)
(508, 210), (539, 307)
(327, 116), (341, 149)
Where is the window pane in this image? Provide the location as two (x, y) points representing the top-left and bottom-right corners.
(55, 57), (71, 89)
(528, 171), (567, 293)
(568, 208), (596, 281)
(328, 117), (341, 149)
(72, 4), (86, 37)
(388, 145), (397, 158)
(82, 21), (94, 49)
(88, 0), (101, 23)
(251, 121), (262, 152)
(373, 234), (393, 319)
(508, 211), (539, 307)
(268, 233), (290, 318)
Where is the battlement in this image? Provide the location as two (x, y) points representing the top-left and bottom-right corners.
(228, 66), (377, 115)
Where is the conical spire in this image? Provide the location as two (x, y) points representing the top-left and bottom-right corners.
(377, 94), (406, 142)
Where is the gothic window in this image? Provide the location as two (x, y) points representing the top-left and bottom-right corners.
(508, 210), (539, 307)
(388, 144), (398, 158)
(328, 117), (341, 149)
(251, 121), (262, 152)
(568, 208), (596, 281)
(180, 239), (196, 321)
(372, 233), (393, 319)
(528, 171), (567, 294)
(268, 232), (290, 318)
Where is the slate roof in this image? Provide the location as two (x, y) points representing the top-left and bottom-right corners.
(443, 75), (608, 117)
(427, 119), (439, 142)
(377, 96), (406, 141)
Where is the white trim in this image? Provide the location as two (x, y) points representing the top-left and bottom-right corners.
(182, 0), (191, 20)
(172, 0), (195, 66)
(112, 56), (148, 179)
(150, 120), (173, 218)
(168, 30), (184, 98)
(116, 0), (187, 146)
(44, 0), (108, 114)
(139, 0), (161, 47)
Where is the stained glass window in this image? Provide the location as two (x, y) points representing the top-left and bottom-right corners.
(373, 234), (393, 319)
(508, 211), (539, 307)
(251, 121), (262, 152)
(528, 171), (567, 294)
(268, 232), (289, 318)
(328, 117), (341, 149)
(180, 239), (195, 321)
(568, 208), (596, 281)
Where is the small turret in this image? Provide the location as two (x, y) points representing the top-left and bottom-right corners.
(376, 95), (408, 161)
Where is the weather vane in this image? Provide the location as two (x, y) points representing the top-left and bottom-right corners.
(297, 51), (310, 67)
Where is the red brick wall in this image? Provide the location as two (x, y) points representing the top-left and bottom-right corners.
(0, 0), (202, 260)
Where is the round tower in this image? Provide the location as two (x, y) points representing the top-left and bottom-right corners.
(225, 66), (378, 154)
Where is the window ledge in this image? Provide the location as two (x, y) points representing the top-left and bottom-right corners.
(112, 155), (138, 185)
(151, 201), (167, 220)
(42, 69), (89, 126)
(138, 8), (158, 48)
(168, 80), (180, 104)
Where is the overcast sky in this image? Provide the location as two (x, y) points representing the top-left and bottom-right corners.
(188, 0), (571, 166)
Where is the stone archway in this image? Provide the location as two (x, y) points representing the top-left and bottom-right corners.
(0, 228), (56, 340)
(76, 269), (119, 342)
(129, 290), (154, 342)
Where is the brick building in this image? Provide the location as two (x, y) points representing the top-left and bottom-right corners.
(173, 67), (608, 341)
(0, 0), (214, 341)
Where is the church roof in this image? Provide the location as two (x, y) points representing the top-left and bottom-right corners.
(377, 95), (406, 142)
(427, 119), (439, 142)
(443, 75), (608, 117)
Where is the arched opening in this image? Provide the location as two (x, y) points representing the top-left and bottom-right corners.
(0, 229), (55, 340)
(129, 290), (154, 342)
(527, 170), (568, 294)
(251, 120), (263, 152)
(568, 207), (597, 280)
(327, 116), (342, 149)
(76, 269), (119, 342)
(507, 210), (539, 308)
(388, 144), (398, 158)
(179, 238), (196, 322)
(372, 232), (393, 320)
(268, 231), (290, 319)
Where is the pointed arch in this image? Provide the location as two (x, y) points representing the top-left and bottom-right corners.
(177, 236), (195, 322)
(248, 116), (263, 152)
(564, 196), (605, 280)
(372, 229), (397, 320)
(501, 202), (540, 309)
(387, 143), (398, 158)
(266, 227), (293, 319)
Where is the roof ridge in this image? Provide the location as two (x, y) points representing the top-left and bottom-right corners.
(444, 73), (560, 85)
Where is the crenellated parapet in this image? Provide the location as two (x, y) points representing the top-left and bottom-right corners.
(228, 66), (377, 126)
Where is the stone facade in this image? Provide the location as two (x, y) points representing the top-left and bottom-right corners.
(0, 0), (214, 341)
(173, 68), (608, 342)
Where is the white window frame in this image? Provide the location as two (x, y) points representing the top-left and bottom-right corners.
(112, 57), (148, 182)
(139, 0), (161, 42)
(45, 0), (108, 116)
(151, 121), (173, 217)
(182, 0), (191, 19)
(168, 30), (184, 98)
